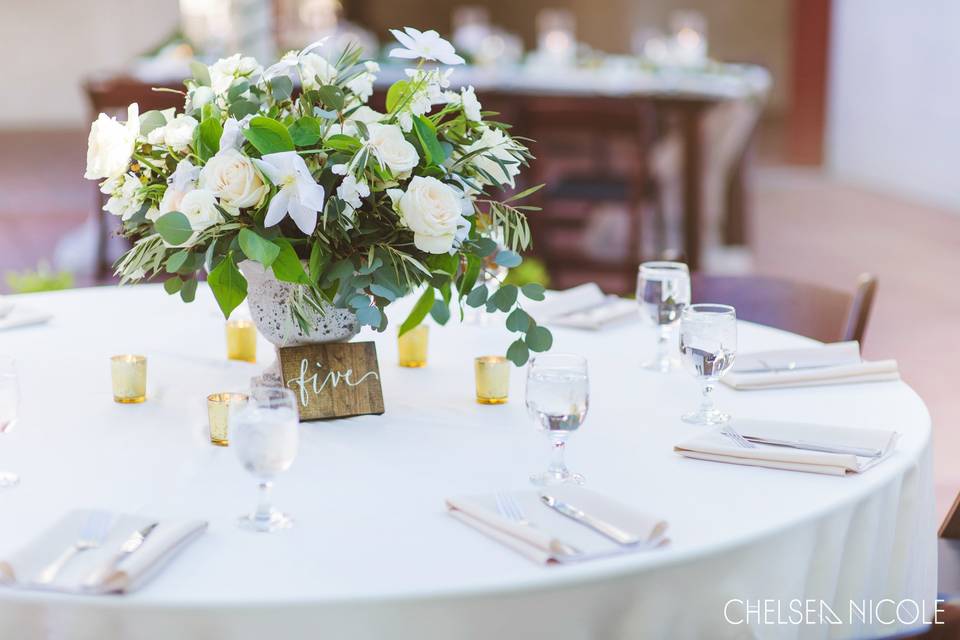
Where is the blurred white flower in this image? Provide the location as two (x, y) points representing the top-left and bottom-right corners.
(219, 115), (253, 151)
(365, 123), (419, 175)
(178, 188), (224, 234)
(186, 86), (214, 112)
(460, 86), (482, 122)
(163, 115), (198, 151)
(389, 27), (464, 65)
(209, 54), (263, 96)
(336, 174), (370, 209)
(300, 52), (338, 90)
(85, 103), (139, 180)
(331, 163), (348, 175)
(103, 174), (144, 220)
(253, 151), (326, 235)
(158, 159), (200, 216)
(346, 61), (380, 102)
(463, 126), (523, 187)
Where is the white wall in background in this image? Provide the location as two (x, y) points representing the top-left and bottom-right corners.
(827, 0), (960, 211)
(0, 0), (179, 128)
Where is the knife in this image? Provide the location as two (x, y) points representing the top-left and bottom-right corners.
(83, 522), (158, 588)
(540, 495), (640, 546)
(741, 435), (882, 458)
(734, 361), (839, 375)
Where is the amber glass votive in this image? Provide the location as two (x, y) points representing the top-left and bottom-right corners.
(226, 319), (257, 363)
(111, 355), (147, 404)
(398, 325), (429, 368)
(474, 356), (510, 404)
(207, 392), (249, 446)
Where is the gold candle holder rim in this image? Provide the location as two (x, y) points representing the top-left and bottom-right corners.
(475, 355), (509, 365)
(226, 318), (255, 327)
(111, 354), (146, 363)
(207, 392), (250, 404)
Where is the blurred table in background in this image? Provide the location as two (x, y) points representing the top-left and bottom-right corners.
(85, 63), (769, 290)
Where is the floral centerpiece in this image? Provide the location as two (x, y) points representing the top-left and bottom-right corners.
(84, 28), (551, 365)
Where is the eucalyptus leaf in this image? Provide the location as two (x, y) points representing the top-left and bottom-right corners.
(163, 276), (183, 294)
(180, 277), (198, 303)
(228, 100), (259, 119)
(289, 117), (322, 146)
(189, 60), (211, 87)
(154, 212), (193, 246)
(316, 85), (345, 110)
(356, 305), (382, 327)
(506, 339), (530, 366)
(369, 283), (397, 301)
(270, 75), (294, 102)
(525, 325), (553, 352)
(520, 283), (546, 301)
(490, 284), (518, 312)
(165, 249), (190, 274)
(430, 298), (450, 325)
(139, 110), (168, 136)
(494, 250), (522, 268)
(465, 284), (488, 308)
(505, 308), (531, 332)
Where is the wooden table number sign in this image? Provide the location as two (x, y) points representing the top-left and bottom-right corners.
(277, 342), (385, 420)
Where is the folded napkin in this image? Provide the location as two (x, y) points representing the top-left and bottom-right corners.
(0, 305), (52, 332)
(549, 297), (637, 330)
(0, 298), (13, 319)
(724, 342), (898, 390)
(526, 283), (608, 323)
(446, 486), (668, 565)
(0, 510), (207, 594)
(674, 419), (898, 476)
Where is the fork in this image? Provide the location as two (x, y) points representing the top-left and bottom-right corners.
(721, 424), (756, 449)
(34, 511), (113, 586)
(494, 492), (580, 556)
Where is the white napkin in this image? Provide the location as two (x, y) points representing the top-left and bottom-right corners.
(724, 342), (898, 390)
(0, 298), (13, 319)
(549, 297), (637, 330)
(674, 419), (898, 476)
(0, 306), (52, 331)
(446, 486), (668, 565)
(0, 510), (207, 594)
(525, 283), (608, 323)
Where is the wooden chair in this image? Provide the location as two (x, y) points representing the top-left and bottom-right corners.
(690, 272), (878, 345)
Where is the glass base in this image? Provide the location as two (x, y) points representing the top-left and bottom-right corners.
(114, 395), (146, 404)
(399, 361), (427, 368)
(476, 396), (508, 405)
(682, 409), (730, 426)
(530, 469), (585, 486)
(0, 472), (20, 488)
(238, 509), (293, 533)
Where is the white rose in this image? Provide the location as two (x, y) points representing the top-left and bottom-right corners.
(209, 54), (262, 96)
(187, 86), (214, 112)
(366, 123), (419, 175)
(179, 188), (223, 233)
(163, 115), (198, 151)
(299, 53), (337, 90)
(199, 148), (267, 210)
(158, 159), (200, 215)
(103, 174), (144, 220)
(396, 176), (465, 254)
(460, 86), (482, 122)
(463, 126), (522, 187)
(84, 103), (139, 180)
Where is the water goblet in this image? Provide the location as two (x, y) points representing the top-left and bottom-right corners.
(679, 304), (737, 425)
(525, 353), (589, 486)
(637, 261), (690, 372)
(230, 387), (300, 532)
(0, 358), (19, 488)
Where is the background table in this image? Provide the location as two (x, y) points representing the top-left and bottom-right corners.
(0, 285), (935, 639)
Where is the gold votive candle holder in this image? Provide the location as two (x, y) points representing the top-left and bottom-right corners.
(226, 319), (257, 363)
(110, 355), (147, 404)
(398, 324), (429, 368)
(474, 356), (510, 404)
(207, 392), (249, 446)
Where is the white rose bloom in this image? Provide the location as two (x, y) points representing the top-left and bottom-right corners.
(209, 54), (263, 96)
(346, 62), (380, 102)
(463, 126), (523, 187)
(366, 123), (419, 175)
(163, 115), (198, 151)
(299, 53), (338, 90)
(103, 174), (144, 220)
(327, 105), (384, 137)
(179, 188), (223, 233)
(336, 174), (370, 209)
(199, 148), (267, 211)
(397, 111), (413, 132)
(187, 85), (214, 112)
(84, 103), (139, 180)
(460, 86), (482, 122)
(159, 159), (201, 215)
(396, 176), (467, 254)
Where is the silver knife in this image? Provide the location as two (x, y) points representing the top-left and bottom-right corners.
(734, 361), (838, 375)
(540, 495), (640, 546)
(83, 522), (158, 588)
(741, 435), (882, 458)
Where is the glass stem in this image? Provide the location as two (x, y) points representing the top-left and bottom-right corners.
(254, 481), (273, 521)
(700, 380), (716, 416)
(548, 437), (567, 475)
(657, 325), (671, 367)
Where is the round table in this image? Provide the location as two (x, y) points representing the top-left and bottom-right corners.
(0, 285), (936, 640)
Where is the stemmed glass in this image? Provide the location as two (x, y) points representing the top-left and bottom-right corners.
(0, 358), (19, 488)
(525, 353), (589, 486)
(230, 387), (300, 532)
(637, 261), (691, 372)
(679, 304), (737, 425)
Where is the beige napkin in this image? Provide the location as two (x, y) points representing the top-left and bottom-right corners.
(674, 419), (898, 476)
(526, 283), (608, 324)
(446, 486), (668, 565)
(0, 306), (52, 331)
(724, 343), (898, 390)
(0, 510), (207, 594)
(549, 297), (637, 331)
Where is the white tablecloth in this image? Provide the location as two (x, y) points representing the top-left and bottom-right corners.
(0, 286), (935, 640)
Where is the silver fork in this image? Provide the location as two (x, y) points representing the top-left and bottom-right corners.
(34, 511), (113, 586)
(721, 424), (756, 449)
(495, 493), (580, 556)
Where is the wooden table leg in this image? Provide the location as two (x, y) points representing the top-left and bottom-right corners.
(680, 103), (706, 271)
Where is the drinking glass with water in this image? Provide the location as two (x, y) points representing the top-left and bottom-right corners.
(679, 304), (737, 425)
(637, 261), (691, 372)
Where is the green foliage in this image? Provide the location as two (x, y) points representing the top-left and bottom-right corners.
(238, 229), (280, 267)
(195, 117), (223, 162)
(504, 258), (551, 289)
(207, 253), (247, 317)
(4, 262), (74, 294)
(154, 212), (193, 246)
(243, 116), (295, 155)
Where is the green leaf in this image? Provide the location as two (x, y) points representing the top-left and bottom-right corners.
(489, 284), (518, 312)
(190, 61), (211, 87)
(430, 298), (451, 325)
(289, 117), (321, 146)
(506, 339), (530, 366)
(459, 254), (481, 299)
(180, 277), (198, 303)
(308, 243), (329, 283)
(399, 288), (434, 336)
(413, 115), (446, 166)
(270, 75), (293, 102)
(505, 308), (531, 332)
(369, 283), (397, 301)
(316, 85), (345, 110)
(323, 258), (354, 286)
(196, 117), (223, 162)
(154, 212), (193, 246)
(140, 110), (168, 136)
(238, 229), (280, 267)
(495, 250), (522, 268)
(521, 283), (546, 301)
(227, 79), (250, 102)
(385, 80), (412, 112)
(243, 116), (295, 155)
(165, 249), (190, 274)
(465, 284), (488, 308)
(207, 254), (247, 318)
(324, 134), (361, 152)
(356, 305), (382, 327)
(503, 183), (545, 204)
(471, 237), (498, 257)
(163, 276), (183, 294)
(525, 325), (553, 352)
(271, 238), (309, 284)
(228, 100), (259, 119)
(348, 294), (371, 309)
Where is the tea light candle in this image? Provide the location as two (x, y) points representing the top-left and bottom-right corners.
(398, 324), (429, 368)
(110, 355), (147, 404)
(474, 356), (510, 404)
(207, 392), (249, 446)
(226, 319), (257, 363)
